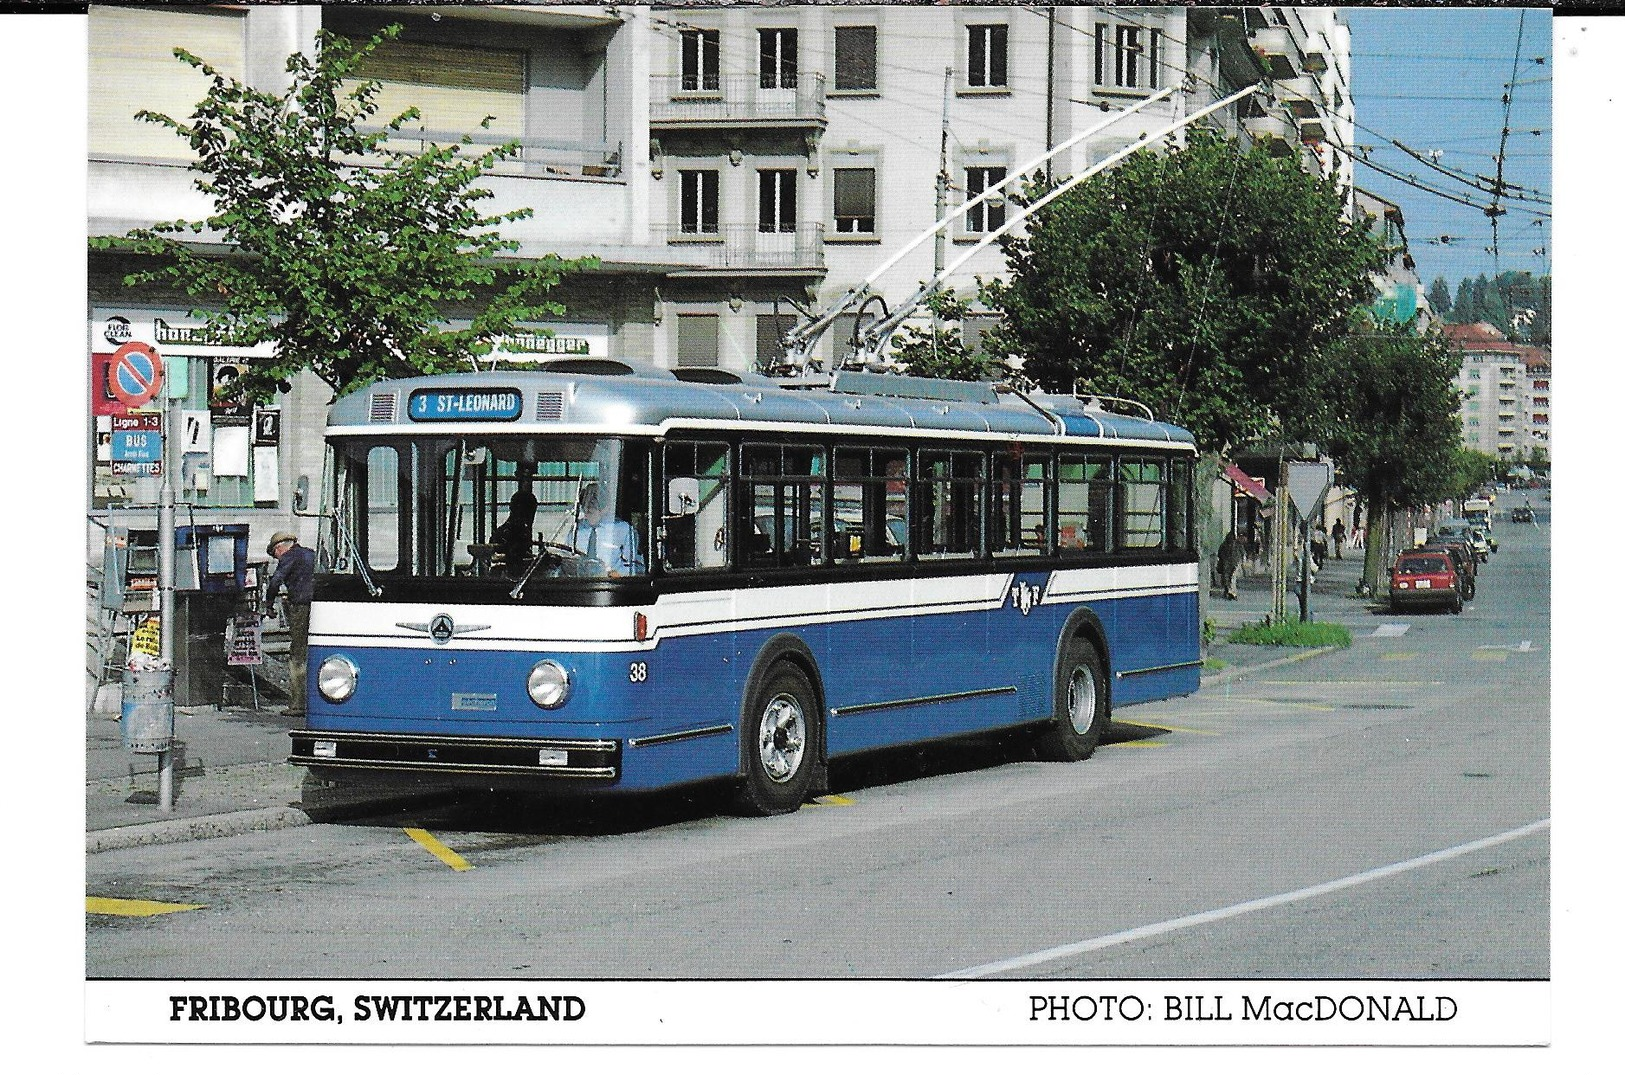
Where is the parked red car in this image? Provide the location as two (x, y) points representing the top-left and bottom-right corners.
(1389, 550), (1464, 614)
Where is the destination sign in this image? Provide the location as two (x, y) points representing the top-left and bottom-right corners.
(407, 388), (523, 422)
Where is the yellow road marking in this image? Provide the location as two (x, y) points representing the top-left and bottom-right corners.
(1472, 650), (1510, 663)
(404, 827), (473, 871)
(1380, 652), (1418, 661)
(86, 897), (203, 917)
(1106, 740), (1167, 748)
(808, 794), (857, 807)
(1115, 720), (1219, 736)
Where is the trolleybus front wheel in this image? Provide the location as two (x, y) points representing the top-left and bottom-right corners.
(1036, 637), (1106, 762)
(735, 663), (818, 816)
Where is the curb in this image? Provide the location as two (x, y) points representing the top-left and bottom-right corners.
(1202, 645), (1340, 686)
(86, 805), (311, 855)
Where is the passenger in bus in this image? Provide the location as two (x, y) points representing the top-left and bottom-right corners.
(574, 484), (645, 576)
(490, 462), (538, 573)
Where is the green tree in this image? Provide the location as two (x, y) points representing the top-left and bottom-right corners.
(1452, 277), (1477, 324)
(91, 26), (596, 401)
(887, 289), (1007, 381)
(1478, 273), (1510, 335)
(1309, 321), (1464, 592)
(986, 130), (1384, 454)
(1426, 275), (1453, 319)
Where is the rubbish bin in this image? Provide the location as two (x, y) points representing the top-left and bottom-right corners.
(120, 664), (174, 754)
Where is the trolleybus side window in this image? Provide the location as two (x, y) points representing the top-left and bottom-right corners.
(662, 440), (731, 572)
(916, 449), (984, 559)
(991, 450), (1050, 557)
(1167, 456), (1194, 552)
(1117, 457), (1166, 550)
(1056, 453), (1112, 555)
(742, 442), (827, 569)
(832, 445), (908, 562)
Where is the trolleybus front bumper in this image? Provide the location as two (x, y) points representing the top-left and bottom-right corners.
(289, 729), (621, 781)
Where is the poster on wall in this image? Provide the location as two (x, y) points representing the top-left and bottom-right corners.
(209, 358), (253, 417)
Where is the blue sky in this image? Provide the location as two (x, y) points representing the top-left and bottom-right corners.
(1343, 7), (1553, 294)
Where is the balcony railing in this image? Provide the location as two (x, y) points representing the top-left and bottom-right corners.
(651, 74), (827, 128)
(665, 223), (825, 272)
(357, 126), (622, 179)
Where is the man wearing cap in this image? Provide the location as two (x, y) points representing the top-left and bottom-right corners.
(265, 531), (315, 717)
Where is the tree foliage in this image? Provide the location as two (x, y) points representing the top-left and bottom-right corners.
(91, 26), (597, 401)
(887, 289), (1007, 381)
(984, 130), (1385, 453)
(1312, 323), (1462, 511)
(1307, 321), (1463, 590)
(1426, 275), (1453, 318)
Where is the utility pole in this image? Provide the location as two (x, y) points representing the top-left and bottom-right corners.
(935, 66), (951, 280)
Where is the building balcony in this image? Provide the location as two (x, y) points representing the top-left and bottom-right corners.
(359, 126), (622, 179)
(664, 223), (826, 275)
(1249, 26), (1300, 79)
(651, 74), (827, 131)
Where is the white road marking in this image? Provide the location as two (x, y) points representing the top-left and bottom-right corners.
(935, 818), (1550, 979)
(1371, 624), (1410, 637)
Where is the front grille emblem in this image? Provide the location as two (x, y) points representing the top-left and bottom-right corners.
(397, 614), (491, 645)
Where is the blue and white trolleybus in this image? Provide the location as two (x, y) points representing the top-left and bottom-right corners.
(289, 359), (1201, 814)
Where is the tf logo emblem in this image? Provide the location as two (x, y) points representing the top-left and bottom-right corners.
(1010, 579), (1042, 616)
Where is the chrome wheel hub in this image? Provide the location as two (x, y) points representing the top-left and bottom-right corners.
(758, 693), (807, 783)
(1067, 667), (1097, 735)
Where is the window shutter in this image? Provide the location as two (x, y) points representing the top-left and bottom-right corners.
(354, 39), (525, 141)
(834, 26), (877, 90)
(677, 314), (720, 368)
(90, 7), (246, 160)
(834, 167), (876, 228)
(756, 315), (797, 367)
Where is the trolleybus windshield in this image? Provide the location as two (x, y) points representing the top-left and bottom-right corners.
(322, 435), (650, 582)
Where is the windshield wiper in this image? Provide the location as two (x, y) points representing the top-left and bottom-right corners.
(300, 487), (380, 596)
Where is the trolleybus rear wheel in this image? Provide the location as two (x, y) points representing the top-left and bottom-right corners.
(1036, 637), (1106, 762)
(735, 663), (818, 815)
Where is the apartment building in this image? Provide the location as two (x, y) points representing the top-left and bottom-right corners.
(1443, 322), (1551, 464)
(87, 4), (1352, 548)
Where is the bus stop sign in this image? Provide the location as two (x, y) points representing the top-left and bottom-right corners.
(109, 341), (165, 409)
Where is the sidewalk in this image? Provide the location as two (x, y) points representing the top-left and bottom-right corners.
(88, 555), (1372, 852)
(1202, 545), (1378, 684)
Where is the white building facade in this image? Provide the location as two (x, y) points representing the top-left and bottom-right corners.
(87, 4), (1353, 553)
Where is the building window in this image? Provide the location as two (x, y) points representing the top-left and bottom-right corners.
(677, 314), (720, 368)
(758, 169), (797, 233)
(964, 166), (1007, 233)
(681, 29), (720, 92)
(679, 170), (719, 234)
(833, 167), (877, 234)
(756, 314), (797, 371)
(759, 28), (798, 89)
(833, 25), (878, 91)
(1095, 19), (1164, 91)
(967, 24), (1008, 88)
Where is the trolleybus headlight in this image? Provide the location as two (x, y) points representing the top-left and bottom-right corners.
(316, 655), (359, 704)
(527, 660), (571, 709)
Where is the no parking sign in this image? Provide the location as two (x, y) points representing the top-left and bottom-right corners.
(109, 341), (165, 409)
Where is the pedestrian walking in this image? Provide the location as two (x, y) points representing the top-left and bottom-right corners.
(1217, 530), (1244, 599)
(1331, 518), (1346, 559)
(1311, 522), (1329, 569)
(265, 530), (314, 717)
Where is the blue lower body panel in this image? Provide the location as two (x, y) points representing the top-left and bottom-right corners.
(296, 586), (1198, 793)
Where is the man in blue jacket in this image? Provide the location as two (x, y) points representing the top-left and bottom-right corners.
(265, 530), (315, 716)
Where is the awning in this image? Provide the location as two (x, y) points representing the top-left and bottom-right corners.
(1223, 463), (1272, 503)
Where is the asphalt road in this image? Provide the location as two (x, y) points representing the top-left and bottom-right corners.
(86, 514), (1550, 981)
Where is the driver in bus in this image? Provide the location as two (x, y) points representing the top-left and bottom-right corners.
(574, 483), (644, 577)
(490, 462), (538, 573)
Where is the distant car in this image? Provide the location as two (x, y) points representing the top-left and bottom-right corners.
(1510, 506), (1535, 523)
(1389, 550), (1463, 614)
(1417, 541), (1476, 601)
(1433, 522), (1492, 562)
